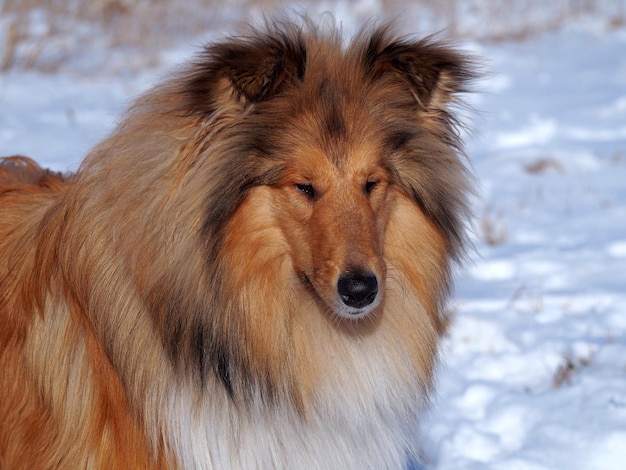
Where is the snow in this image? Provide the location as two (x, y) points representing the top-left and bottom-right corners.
(1, 4), (625, 469)
(425, 26), (626, 470)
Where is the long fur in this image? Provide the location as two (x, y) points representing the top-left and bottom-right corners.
(0, 19), (475, 469)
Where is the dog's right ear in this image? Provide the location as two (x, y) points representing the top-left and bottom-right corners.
(362, 27), (475, 111)
(182, 29), (308, 116)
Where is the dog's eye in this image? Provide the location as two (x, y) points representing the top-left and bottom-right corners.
(295, 183), (315, 199)
(365, 180), (378, 194)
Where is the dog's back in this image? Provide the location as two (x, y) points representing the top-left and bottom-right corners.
(0, 156), (67, 281)
(0, 155), (67, 298)
(0, 155), (68, 189)
(0, 156), (166, 468)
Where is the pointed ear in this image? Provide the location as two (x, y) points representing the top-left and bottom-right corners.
(362, 29), (475, 109)
(182, 27), (307, 116)
(216, 33), (307, 102)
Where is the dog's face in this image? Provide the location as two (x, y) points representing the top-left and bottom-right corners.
(274, 123), (391, 319)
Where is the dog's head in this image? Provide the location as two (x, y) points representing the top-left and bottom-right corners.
(180, 21), (474, 320)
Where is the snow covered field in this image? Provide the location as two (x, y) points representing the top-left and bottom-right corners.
(1, 3), (625, 469)
(425, 27), (626, 470)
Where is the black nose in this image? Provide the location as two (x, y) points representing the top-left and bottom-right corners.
(337, 272), (378, 310)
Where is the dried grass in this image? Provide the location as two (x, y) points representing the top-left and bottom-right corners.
(523, 157), (565, 175)
(552, 353), (592, 388)
(480, 207), (508, 247)
(1, 0), (624, 74)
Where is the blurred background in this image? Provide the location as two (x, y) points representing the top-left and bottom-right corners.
(1, 0), (624, 74)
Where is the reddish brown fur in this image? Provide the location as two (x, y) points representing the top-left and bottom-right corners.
(0, 20), (475, 469)
(0, 158), (169, 468)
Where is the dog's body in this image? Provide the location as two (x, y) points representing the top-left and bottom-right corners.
(0, 20), (474, 469)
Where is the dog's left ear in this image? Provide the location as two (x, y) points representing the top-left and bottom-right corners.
(183, 29), (307, 116)
(216, 33), (307, 103)
(363, 30), (474, 109)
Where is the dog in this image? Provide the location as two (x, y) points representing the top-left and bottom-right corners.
(0, 18), (475, 469)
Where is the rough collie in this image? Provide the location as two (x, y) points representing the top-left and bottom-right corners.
(0, 19), (475, 469)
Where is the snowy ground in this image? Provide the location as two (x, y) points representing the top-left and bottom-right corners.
(425, 28), (626, 470)
(1, 6), (625, 470)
